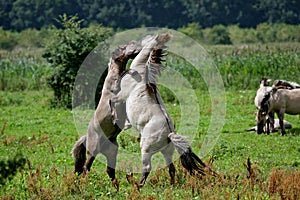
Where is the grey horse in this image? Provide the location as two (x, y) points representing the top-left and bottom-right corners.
(111, 33), (209, 187)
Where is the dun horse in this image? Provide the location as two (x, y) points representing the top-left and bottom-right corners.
(72, 42), (141, 190)
(256, 86), (300, 135)
(111, 33), (208, 187)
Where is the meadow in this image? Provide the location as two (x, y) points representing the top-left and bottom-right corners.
(0, 43), (300, 199)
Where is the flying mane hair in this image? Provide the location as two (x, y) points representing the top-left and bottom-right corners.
(145, 43), (167, 93)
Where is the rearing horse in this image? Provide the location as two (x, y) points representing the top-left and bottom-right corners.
(111, 33), (208, 187)
(72, 42), (141, 190)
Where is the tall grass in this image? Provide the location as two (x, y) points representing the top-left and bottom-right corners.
(0, 49), (50, 91)
(1, 43), (299, 92)
(214, 46), (300, 90)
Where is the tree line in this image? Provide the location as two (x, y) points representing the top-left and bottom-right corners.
(1, 0), (300, 31)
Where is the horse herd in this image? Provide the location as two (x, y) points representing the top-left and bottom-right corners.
(252, 77), (300, 135)
(72, 32), (299, 190)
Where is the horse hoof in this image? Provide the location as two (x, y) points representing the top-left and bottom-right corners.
(126, 173), (134, 184)
(134, 182), (140, 191)
(112, 179), (119, 191)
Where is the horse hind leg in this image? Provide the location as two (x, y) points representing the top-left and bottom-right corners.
(139, 151), (153, 187)
(161, 144), (176, 185)
(101, 138), (119, 190)
(278, 112), (286, 136)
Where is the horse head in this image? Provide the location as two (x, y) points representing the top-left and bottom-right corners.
(110, 42), (142, 74)
(260, 77), (271, 87)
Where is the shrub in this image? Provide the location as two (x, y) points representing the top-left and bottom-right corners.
(16, 28), (51, 48)
(0, 27), (17, 50)
(0, 154), (26, 185)
(206, 25), (232, 45)
(178, 23), (203, 43)
(43, 14), (113, 108)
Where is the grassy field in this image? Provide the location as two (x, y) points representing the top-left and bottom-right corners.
(0, 88), (299, 199)
(0, 43), (300, 199)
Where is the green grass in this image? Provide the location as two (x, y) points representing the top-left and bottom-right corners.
(1, 42), (300, 199)
(0, 89), (299, 199)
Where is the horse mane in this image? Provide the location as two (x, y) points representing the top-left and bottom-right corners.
(145, 48), (167, 93)
(144, 33), (171, 93)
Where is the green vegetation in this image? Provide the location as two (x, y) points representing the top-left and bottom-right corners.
(0, 22), (300, 199)
(1, 0), (300, 31)
(0, 89), (299, 199)
(0, 48), (49, 91)
(43, 15), (113, 108)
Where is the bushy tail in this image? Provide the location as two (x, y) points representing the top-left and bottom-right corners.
(71, 135), (87, 174)
(168, 132), (206, 175)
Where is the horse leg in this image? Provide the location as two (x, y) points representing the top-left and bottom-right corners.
(83, 132), (99, 174)
(161, 143), (176, 185)
(83, 152), (95, 174)
(268, 112), (275, 132)
(266, 117), (270, 134)
(139, 151), (153, 187)
(278, 112), (286, 136)
(101, 137), (119, 190)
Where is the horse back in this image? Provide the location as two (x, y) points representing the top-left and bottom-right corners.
(275, 89), (300, 114)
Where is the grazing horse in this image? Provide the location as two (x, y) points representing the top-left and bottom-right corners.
(254, 77), (275, 133)
(111, 33), (208, 187)
(256, 87), (300, 135)
(71, 42), (141, 190)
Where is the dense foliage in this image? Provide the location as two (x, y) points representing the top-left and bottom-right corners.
(1, 0), (300, 31)
(42, 15), (113, 108)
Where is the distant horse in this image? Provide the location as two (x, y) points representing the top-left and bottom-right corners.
(111, 33), (208, 187)
(254, 77), (275, 133)
(256, 87), (300, 135)
(71, 41), (141, 190)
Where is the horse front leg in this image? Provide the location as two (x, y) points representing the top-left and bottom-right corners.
(268, 112), (275, 133)
(139, 151), (153, 187)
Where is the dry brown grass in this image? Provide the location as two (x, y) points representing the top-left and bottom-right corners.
(268, 168), (300, 200)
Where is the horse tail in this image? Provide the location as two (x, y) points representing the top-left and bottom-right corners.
(168, 132), (206, 175)
(71, 135), (87, 174)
